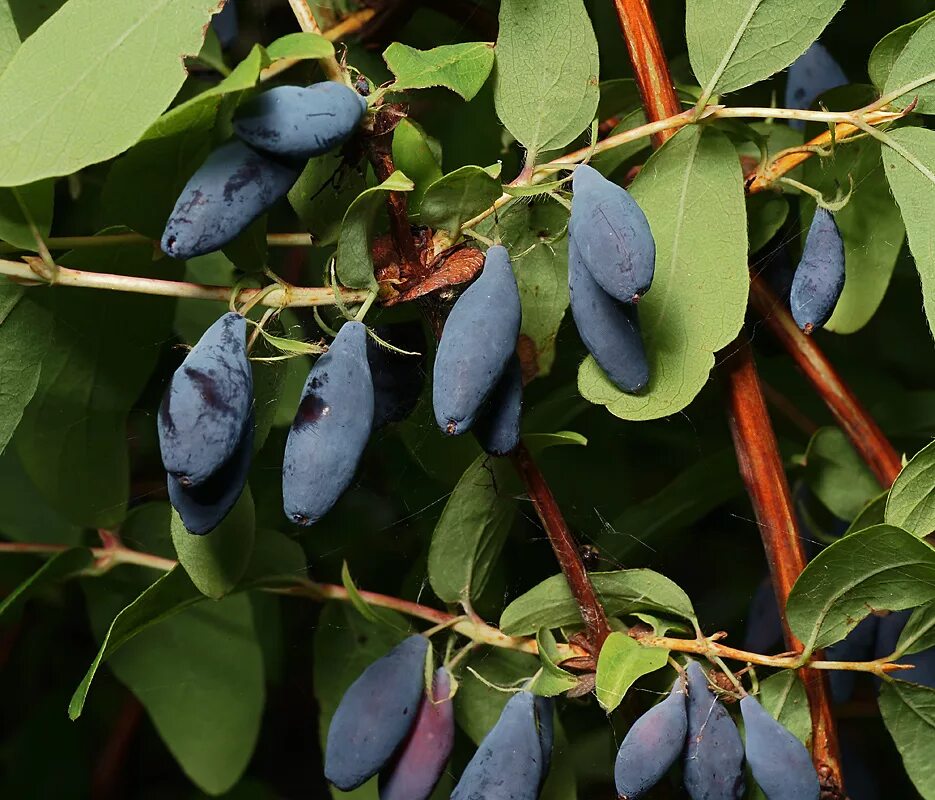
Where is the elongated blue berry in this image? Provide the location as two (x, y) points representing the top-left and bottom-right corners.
(233, 83), (368, 160)
(741, 695), (819, 800)
(569, 233), (649, 393)
(283, 321), (374, 526)
(379, 668), (455, 800)
(167, 412), (254, 535)
(615, 677), (687, 799)
(790, 208), (845, 333)
(473, 355), (522, 456)
(161, 139), (302, 260)
(785, 43), (847, 129)
(683, 661), (745, 800)
(451, 691), (548, 800)
(158, 312), (253, 487)
(570, 163), (655, 303)
(325, 635), (429, 791)
(433, 245), (521, 434)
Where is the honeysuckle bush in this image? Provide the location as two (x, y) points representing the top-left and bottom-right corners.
(1, 0), (934, 797)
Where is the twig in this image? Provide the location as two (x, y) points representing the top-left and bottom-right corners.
(0, 258), (367, 308)
(749, 276), (902, 486)
(286, 0), (345, 83)
(510, 443), (612, 652)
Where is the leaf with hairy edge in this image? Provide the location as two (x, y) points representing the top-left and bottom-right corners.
(494, 0), (599, 157)
(869, 11), (935, 89)
(883, 127), (935, 340)
(786, 525), (935, 654)
(803, 427), (879, 520)
(500, 570), (697, 636)
(595, 632), (668, 712)
(897, 601), (935, 657)
(385, 42), (495, 101)
(879, 681), (935, 798)
(392, 119), (443, 217)
(336, 170), (413, 290)
(264, 31), (333, 61)
(579, 126), (748, 420)
(883, 17), (935, 114)
(886, 440), (935, 539)
(686, 0), (845, 96)
(755, 670), (811, 744)
(0, 547), (92, 620)
(171, 488), (255, 600)
(427, 454), (517, 604)
(420, 165), (501, 237)
(530, 628), (579, 697)
(0, 0), (223, 186)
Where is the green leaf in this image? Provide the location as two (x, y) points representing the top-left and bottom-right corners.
(747, 192), (788, 256)
(498, 202), (569, 376)
(524, 430), (587, 455)
(494, 0), (599, 157)
(869, 11), (935, 90)
(103, 44), (268, 239)
(0, 547), (92, 620)
(883, 17), (935, 114)
(845, 491), (888, 535)
(800, 104), (905, 333)
(251, 356), (287, 453)
(85, 574), (264, 795)
(0, 286), (52, 454)
(264, 31), (334, 61)
(420, 165), (501, 237)
(529, 628), (579, 697)
(0, 179), (53, 250)
(882, 126), (935, 340)
(16, 241), (176, 527)
(595, 632), (668, 712)
(238, 528), (307, 590)
(786, 525), (935, 653)
(500, 570), (697, 636)
(879, 680), (935, 799)
(886, 440), (935, 538)
(755, 670), (811, 744)
(686, 0), (845, 96)
(0, 0), (222, 186)
(171, 487), (255, 600)
(0, 450), (82, 544)
(70, 566), (204, 719)
(590, 108), (650, 177)
(391, 119), (443, 217)
(455, 648), (539, 743)
(897, 601), (935, 657)
(0, 0), (18, 74)
(803, 427), (880, 520)
(579, 126), (748, 420)
(428, 454), (517, 603)
(288, 151), (368, 247)
(385, 41), (495, 101)
(336, 170), (413, 290)
(223, 215), (267, 273)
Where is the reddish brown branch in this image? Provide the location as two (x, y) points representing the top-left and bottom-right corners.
(511, 443), (612, 652)
(750, 276), (902, 487)
(609, 0), (844, 792)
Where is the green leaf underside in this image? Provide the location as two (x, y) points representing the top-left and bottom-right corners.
(494, 0), (599, 156)
(420, 165), (501, 236)
(0, 0), (221, 186)
(686, 0), (845, 96)
(886, 440), (935, 538)
(531, 628), (579, 696)
(595, 631), (668, 711)
(897, 601), (935, 657)
(803, 426), (879, 520)
(879, 681), (935, 798)
(578, 126), (748, 420)
(786, 525), (935, 653)
(500, 569), (697, 636)
(385, 41), (495, 100)
(883, 17), (935, 113)
(869, 11), (935, 89)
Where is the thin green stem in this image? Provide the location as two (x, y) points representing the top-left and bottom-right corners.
(853, 117), (935, 187)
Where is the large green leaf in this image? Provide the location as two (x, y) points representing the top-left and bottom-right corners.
(494, 0), (599, 157)
(686, 0), (845, 96)
(420, 165), (501, 237)
(883, 127), (935, 339)
(803, 427), (880, 520)
(869, 11), (935, 90)
(897, 601), (935, 657)
(288, 151), (368, 247)
(786, 525), (935, 653)
(500, 569), (697, 636)
(15, 242), (176, 527)
(0, 285), (52, 454)
(594, 631), (668, 712)
(0, 547), (92, 620)
(391, 119), (442, 217)
(886, 440), (935, 538)
(0, 0), (18, 73)
(427, 454), (517, 604)
(578, 126), (747, 420)
(879, 680), (935, 799)
(171, 488), (256, 600)
(0, 451), (82, 544)
(85, 572), (264, 796)
(385, 42), (495, 101)
(0, 0), (222, 186)
(0, 179), (54, 250)
(883, 17), (935, 114)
